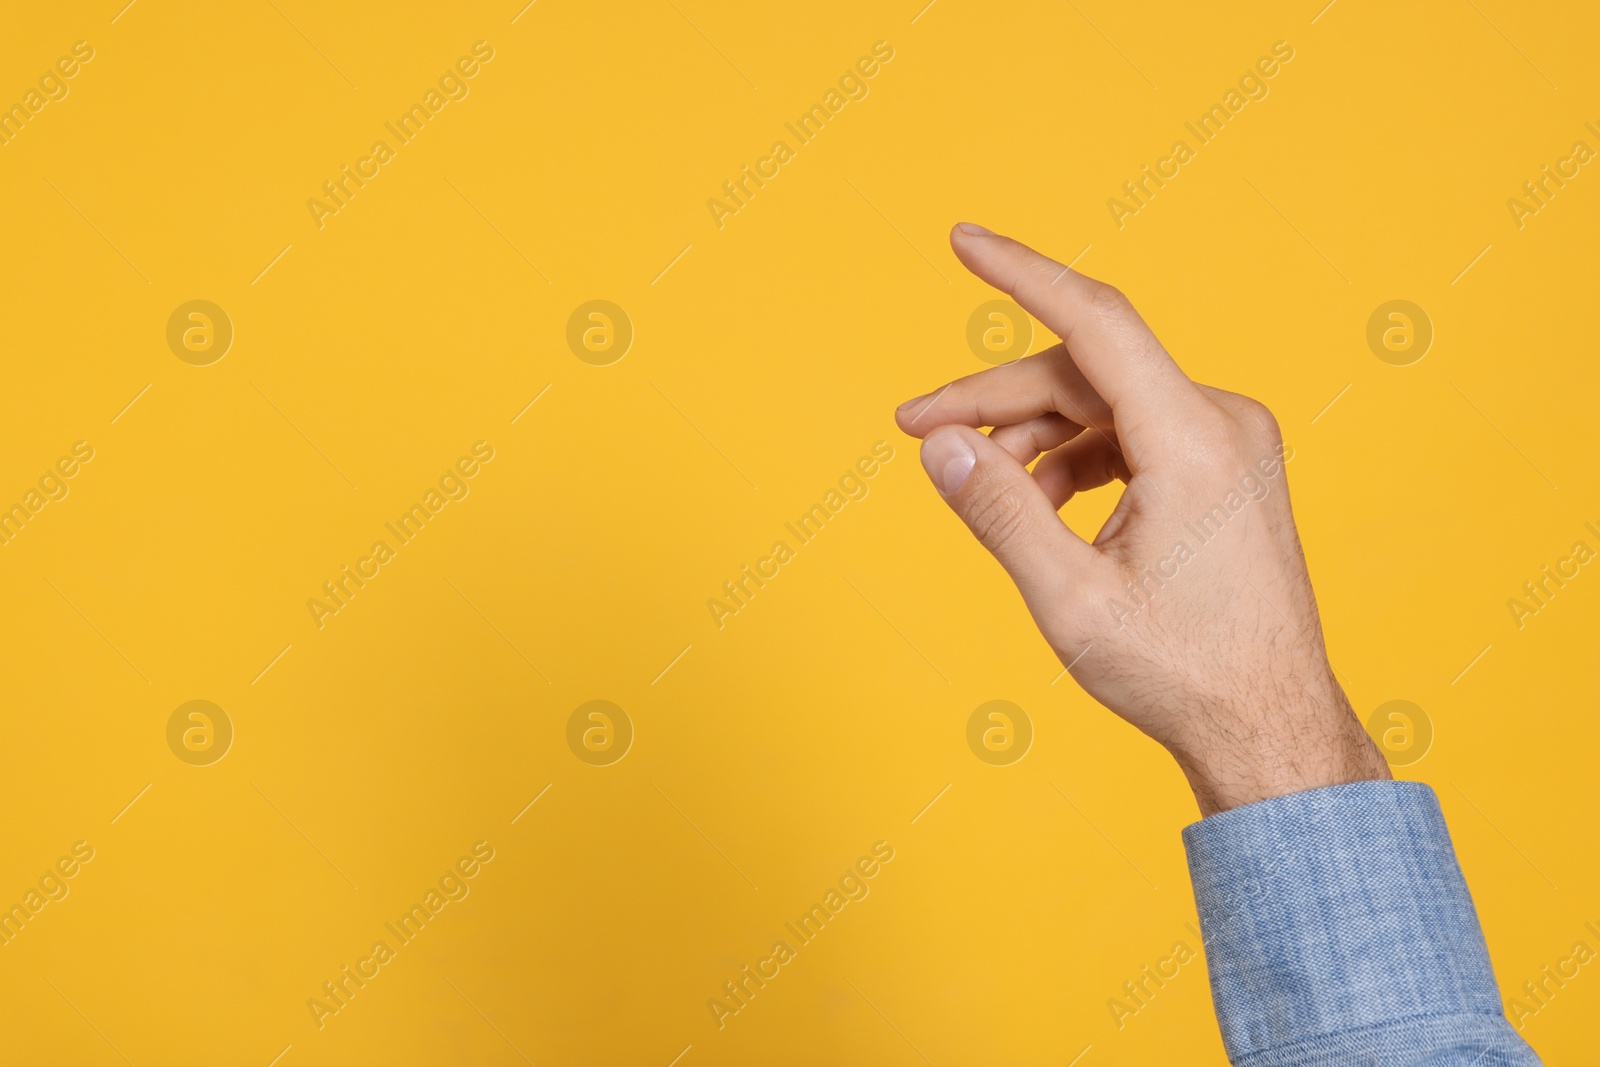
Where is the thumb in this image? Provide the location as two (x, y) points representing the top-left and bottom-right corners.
(919, 424), (1101, 609)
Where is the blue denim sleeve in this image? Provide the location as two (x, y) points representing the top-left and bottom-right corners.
(1181, 780), (1541, 1066)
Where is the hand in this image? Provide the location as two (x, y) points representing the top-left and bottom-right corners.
(897, 224), (1389, 817)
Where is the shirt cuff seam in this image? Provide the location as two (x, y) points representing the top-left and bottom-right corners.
(1233, 1007), (1517, 1064)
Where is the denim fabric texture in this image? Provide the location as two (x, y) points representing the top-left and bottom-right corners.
(1183, 781), (1541, 1065)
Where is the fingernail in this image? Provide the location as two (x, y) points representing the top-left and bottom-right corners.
(921, 432), (976, 496)
(896, 392), (930, 417)
(955, 222), (994, 236)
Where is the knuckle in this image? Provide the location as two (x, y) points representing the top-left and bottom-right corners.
(1043, 379), (1077, 420)
(1026, 253), (1065, 285)
(1088, 282), (1133, 320)
(1044, 376), (1108, 426)
(1189, 393), (1282, 465)
(964, 481), (1033, 554)
(1101, 447), (1126, 486)
(1235, 397), (1283, 450)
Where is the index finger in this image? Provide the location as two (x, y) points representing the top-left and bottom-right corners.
(947, 224), (1202, 428)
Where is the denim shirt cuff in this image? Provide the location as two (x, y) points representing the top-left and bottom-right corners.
(1182, 780), (1509, 1060)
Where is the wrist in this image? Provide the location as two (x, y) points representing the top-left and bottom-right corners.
(1170, 693), (1392, 818)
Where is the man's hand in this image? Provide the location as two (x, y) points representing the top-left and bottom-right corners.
(897, 224), (1389, 816)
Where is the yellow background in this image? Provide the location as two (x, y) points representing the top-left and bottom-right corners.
(2, 0), (1596, 1063)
